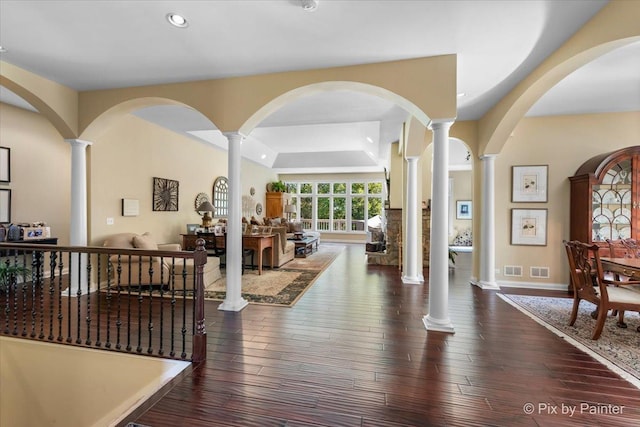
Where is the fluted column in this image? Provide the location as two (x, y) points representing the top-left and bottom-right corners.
(402, 157), (423, 284)
(64, 139), (92, 296)
(477, 155), (500, 289)
(423, 120), (454, 333)
(218, 132), (248, 311)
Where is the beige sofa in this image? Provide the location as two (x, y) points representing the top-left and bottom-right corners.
(102, 232), (221, 289)
(261, 226), (295, 268)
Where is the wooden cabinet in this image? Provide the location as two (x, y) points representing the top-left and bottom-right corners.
(265, 192), (290, 218)
(570, 146), (640, 251)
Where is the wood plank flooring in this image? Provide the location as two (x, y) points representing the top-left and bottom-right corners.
(126, 244), (637, 425)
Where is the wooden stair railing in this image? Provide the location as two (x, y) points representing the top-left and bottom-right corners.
(0, 239), (208, 363)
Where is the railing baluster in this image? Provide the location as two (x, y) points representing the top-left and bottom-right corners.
(85, 255), (92, 345)
(96, 254), (102, 347)
(136, 256), (143, 353)
(48, 251), (57, 341)
(0, 241), (205, 363)
(147, 256), (154, 355)
(57, 252), (64, 342)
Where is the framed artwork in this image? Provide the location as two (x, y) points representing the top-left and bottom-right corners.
(121, 198), (139, 216)
(0, 189), (10, 223)
(512, 165), (548, 202)
(456, 200), (472, 220)
(153, 177), (179, 211)
(511, 208), (547, 246)
(0, 146), (9, 183)
(186, 224), (199, 234)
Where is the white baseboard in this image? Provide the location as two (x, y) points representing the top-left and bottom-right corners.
(497, 280), (569, 291)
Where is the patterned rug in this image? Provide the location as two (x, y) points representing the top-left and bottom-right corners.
(499, 294), (640, 387)
(204, 243), (345, 306)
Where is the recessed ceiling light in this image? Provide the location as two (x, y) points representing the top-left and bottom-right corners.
(166, 13), (188, 28)
(261, 154), (267, 159)
(0, 46), (7, 53)
(366, 137), (373, 143)
(457, 92), (466, 98)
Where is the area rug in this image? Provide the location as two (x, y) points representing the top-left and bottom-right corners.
(498, 293), (640, 388)
(206, 243), (345, 306)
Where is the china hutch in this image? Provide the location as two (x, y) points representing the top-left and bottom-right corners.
(569, 146), (640, 253)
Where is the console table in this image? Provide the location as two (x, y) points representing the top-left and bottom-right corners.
(181, 233), (274, 275)
(0, 237), (59, 257)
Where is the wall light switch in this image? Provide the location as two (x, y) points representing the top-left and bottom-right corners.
(106, 217), (114, 225)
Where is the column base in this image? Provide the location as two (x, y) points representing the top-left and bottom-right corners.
(218, 298), (248, 312)
(473, 280), (500, 290)
(422, 314), (455, 333)
(402, 274), (424, 284)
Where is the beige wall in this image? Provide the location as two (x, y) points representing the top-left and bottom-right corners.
(1, 336), (188, 427)
(0, 103), (71, 245)
(495, 111), (639, 288)
(89, 114), (277, 246)
(450, 170), (473, 242)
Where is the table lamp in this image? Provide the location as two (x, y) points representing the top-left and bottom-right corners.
(284, 204), (296, 221)
(196, 201), (215, 228)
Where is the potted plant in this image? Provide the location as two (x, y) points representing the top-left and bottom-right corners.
(0, 262), (31, 292)
(269, 181), (286, 192)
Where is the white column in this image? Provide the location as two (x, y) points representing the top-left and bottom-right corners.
(477, 155), (500, 289)
(218, 132), (248, 312)
(402, 157), (423, 284)
(64, 139), (92, 296)
(423, 120), (454, 333)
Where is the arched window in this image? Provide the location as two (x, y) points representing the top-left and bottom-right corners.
(212, 176), (228, 218)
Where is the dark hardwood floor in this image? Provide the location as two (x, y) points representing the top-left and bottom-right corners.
(130, 244), (640, 426)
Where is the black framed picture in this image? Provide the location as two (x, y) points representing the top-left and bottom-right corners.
(0, 189), (11, 223)
(456, 200), (472, 220)
(153, 177), (179, 211)
(0, 146), (10, 183)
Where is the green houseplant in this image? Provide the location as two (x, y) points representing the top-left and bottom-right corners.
(0, 262), (31, 292)
(270, 181), (286, 192)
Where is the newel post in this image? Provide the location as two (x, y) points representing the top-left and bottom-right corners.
(192, 238), (207, 363)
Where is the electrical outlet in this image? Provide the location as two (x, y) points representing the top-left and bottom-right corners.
(106, 217), (114, 225)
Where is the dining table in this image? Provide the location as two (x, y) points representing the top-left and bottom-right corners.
(601, 257), (640, 281)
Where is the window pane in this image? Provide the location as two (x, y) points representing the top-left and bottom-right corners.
(351, 196), (365, 230)
(301, 183), (313, 194)
(318, 183), (330, 194)
(368, 197), (382, 218)
(286, 183), (298, 194)
(368, 182), (383, 194)
(333, 183), (347, 194)
(317, 197), (330, 231)
(333, 197), (346, 231)
(351, 182), (365, 194)
(300, 197), (313, 229)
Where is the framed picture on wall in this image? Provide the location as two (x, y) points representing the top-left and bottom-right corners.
(0, 146), (9, 183)
(456, 200), (472, 220)
(511, 208), (547, 246)
(0, 189), (11, 223)
(511, 165), (548, 202)
(152, 177), (179, 211)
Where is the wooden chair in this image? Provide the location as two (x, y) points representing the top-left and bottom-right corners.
(566, 240), (640, 340)
(564, 240), (600, 327)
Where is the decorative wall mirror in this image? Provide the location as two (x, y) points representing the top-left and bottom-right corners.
(212, 176), (228, 218)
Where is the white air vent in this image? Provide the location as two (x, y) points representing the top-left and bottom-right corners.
(530, 266), (550, 279)
(504, 265), (523, 277)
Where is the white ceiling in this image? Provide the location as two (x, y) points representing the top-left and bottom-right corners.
(1, 0), (638, 173)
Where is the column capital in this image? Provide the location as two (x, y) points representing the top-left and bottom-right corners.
(479, 154), (498, 161)
(64, 138), (93, 148)
(223, 131), (246, 142)
(428, 119), (455, 131)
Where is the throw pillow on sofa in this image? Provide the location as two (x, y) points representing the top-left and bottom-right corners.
(133, 232), (159, 250)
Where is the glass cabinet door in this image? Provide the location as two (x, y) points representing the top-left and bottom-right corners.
(591, 158), (632, 242)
